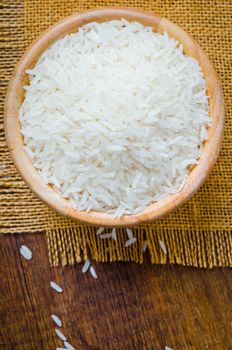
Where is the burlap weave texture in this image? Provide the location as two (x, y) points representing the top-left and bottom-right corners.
(1, 0), (231, 267)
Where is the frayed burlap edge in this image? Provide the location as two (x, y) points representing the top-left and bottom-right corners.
(46, 228), (232, 268)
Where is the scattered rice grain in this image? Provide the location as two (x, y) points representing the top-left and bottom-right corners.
(51, 314), (62, 327)
(126, 228), (133, 239)
(82, 259), (91, 273)
(64, 341), (76, 350)
(125, 237), (137, 247)
(99, 233), (112, 239)
(159, 240), (167, 254)
(143, 240), (148, 252)
(90, 266), (98, 279)
(96, 227), (104, 235)
(55, 328), (67, 341)
(111, 228), (117, 240)
(20, 245), (32, 260)
(50, 281), (63, 293)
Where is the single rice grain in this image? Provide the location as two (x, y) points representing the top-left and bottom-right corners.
(55, 329), (67, 341)
(159, 240), (167, 254)
(82, 259), (91, 273)
(96, 227), (104, 235)
(125, 237), (137, 247)
(143, 240), (148, 252)
(99, 233), (112, 239)
(64, 341), (76, 350)
(90, 266), (98, 279)
(50, 281), (63, 293)
(126, 228), (133, 239)
(51, 314), (62, 327)
(111, 228), (117, 240)
(20, 245), (32, 260)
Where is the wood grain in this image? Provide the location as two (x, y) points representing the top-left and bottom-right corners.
(0, 233), (231, 349)
(4, 8), (224, 227)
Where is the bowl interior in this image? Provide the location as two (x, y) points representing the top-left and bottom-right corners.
(4, 8), (224, 227)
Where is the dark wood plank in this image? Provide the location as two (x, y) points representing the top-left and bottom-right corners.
(0, 233), (231, 350)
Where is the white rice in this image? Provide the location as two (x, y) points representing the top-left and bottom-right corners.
(126, 228), (133, 239)
(96, 227), (104, 235)
(64, 341), (76, 350)
(125, 237), (137, 247)
(165, 347), (173, 350)
(111, 228), (117, 240)
(19, 245), (32, 260)
(159, 240), (167, 254)
(99, 233), (112, 239)
(82, 259), (91, 273)
(100, 233), (112, 239)
(90, 266), (98, 279)
(55, 329), (67, 341)
(50, 281), (63, 293)
(51, 314), (62, 327)
(20, 20), (210, 217)
(143, 240), (148, 252)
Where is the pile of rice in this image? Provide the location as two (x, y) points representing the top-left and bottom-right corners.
(20, 19), (211, 217)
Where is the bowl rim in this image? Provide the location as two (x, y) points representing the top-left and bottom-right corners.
(4, 7), (224, 227)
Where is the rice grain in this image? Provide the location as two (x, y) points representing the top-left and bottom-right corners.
(20, 20), (210, 217)
(99, 233), (112, 239)
(126, 228), (133, 239)
(50, 281), (63, 293)
(125, 237), (137, 247)
(64, 341), (76, 350)
(96, 227), (104, 235)
(55, 329), (67, 341)
(143, 240), (148, 252)
(159, 240), (167, 254)
(82, 259), (91, 273)
(20, 245), (32, 260)
(90, 266), (98, 279)
(111, 228), (117, 240)
(51, 314), (62, 327)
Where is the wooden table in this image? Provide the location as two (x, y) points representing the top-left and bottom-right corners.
(0, 233), (231, 350)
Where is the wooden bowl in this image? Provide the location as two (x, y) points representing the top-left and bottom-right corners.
(4, 8), (224, 227)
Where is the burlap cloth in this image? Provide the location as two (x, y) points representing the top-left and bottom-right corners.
(1, 0), (231, 267)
